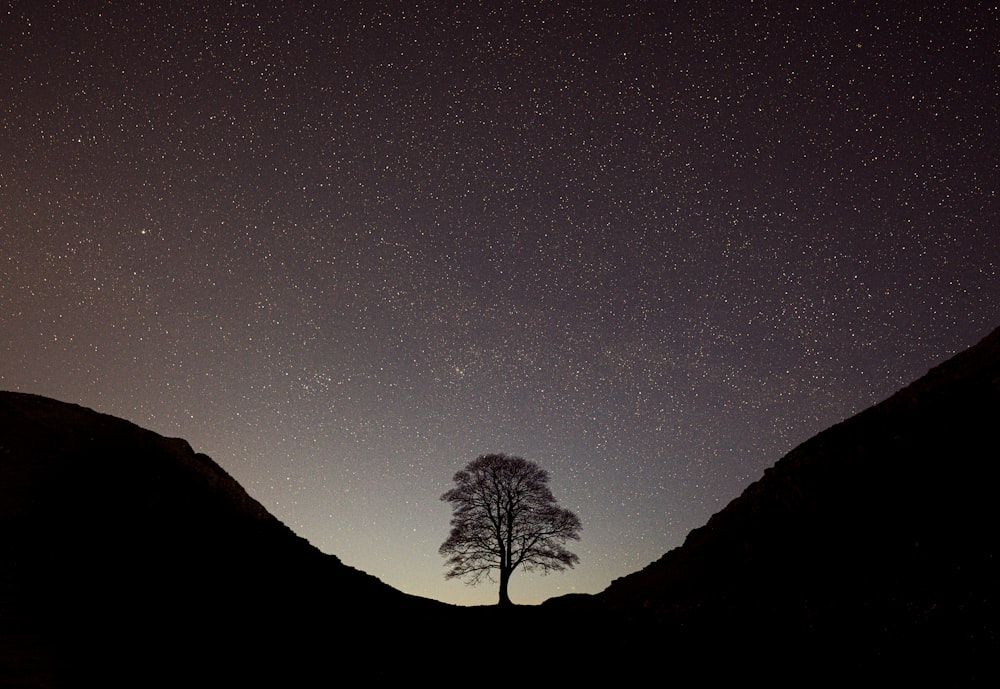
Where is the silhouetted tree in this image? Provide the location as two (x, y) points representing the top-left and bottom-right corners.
(439, 453), (582, 606)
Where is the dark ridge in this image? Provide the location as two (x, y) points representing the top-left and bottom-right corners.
(0, 391), (450, 688)
(3, 324), (999, 685)
(579, 324), (1000, 682)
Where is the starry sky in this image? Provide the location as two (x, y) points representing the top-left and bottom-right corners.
(2, 1), (997, 606)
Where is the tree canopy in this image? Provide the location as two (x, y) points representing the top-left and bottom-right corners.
(439, 453), (582, 606)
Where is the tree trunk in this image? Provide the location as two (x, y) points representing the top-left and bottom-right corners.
(497, 566), (512, 606)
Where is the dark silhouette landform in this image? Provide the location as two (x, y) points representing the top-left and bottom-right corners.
(2, 324), (998, 686)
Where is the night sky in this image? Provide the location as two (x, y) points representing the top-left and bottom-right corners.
(2, 1), (997, 606)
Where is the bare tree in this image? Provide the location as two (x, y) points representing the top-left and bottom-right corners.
(439, 453), (582, 606)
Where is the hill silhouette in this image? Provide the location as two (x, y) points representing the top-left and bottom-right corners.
(0, 391), (453, 687)
(549, 323), (1000, 682)
(2, 325), (999, 685)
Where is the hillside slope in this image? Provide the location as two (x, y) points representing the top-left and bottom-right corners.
(587, 325), (1000, 681)
(4, 324), (999, 685)
(0, 391), (447, 688)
